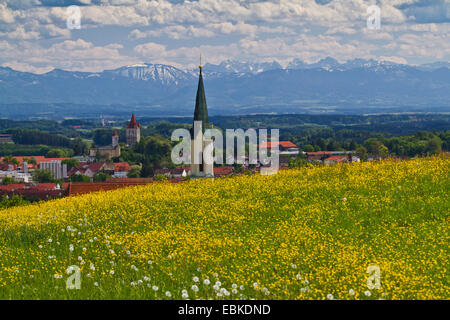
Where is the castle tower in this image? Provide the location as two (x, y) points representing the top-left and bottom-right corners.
(190, 63), (214, 177)
(112, 130), (119, 148)
(126, 113), (140, 148)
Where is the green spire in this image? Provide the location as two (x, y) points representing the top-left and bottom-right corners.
(193, 66), (209, 132)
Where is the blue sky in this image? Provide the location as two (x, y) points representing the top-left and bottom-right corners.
(0, 0), (449, 73)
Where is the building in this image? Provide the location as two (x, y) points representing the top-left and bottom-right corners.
(39, 160), (68, 180)
(113, 162), (131, 178)
(154, 167), (190, 178)
(126, 114), (141, 148)
(190, 63), (214, 177)
(0, 156), (69, 170)
(68, 162), (115, 179)
(259, 141), (300, 155)
(89, 131), (121, 160)
(0, 156), (73, 183)
(324, 155), (349, 165)
(0, 134), (13, 143)
(213, 166), (234, 176)
(0, 171), (32, 183)
(0, 183), (69, 200)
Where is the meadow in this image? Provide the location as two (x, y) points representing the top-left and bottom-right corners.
(0, 156), (448, 300)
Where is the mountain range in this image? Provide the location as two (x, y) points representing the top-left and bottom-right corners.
(0, 58), (449, 119)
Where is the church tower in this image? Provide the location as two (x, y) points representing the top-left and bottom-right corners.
(126, 113), (140, 148)
(112, 130), (119, 148)
(190, 62), (214, 177)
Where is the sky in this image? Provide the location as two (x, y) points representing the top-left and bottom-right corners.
(0, 0), (449, 74)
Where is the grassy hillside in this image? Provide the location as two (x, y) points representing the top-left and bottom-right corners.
(0, 156), (448, 300)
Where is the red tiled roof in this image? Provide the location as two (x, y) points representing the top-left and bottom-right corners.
(127, 113), (140, 128)
(0, 163), (17, 171)
(69, 180), (152, 195)
(171, 167), (189, 175)
(68, 162), (107, 176)
(325, 156), (348, 162)
(259, 141), (298, 149)
(154, 168), (171, 175)
(88, 162), (106, 172)
(35, 183), (67, 190)
(0, 183), (69, 199)
(0, 184), (26, 191)
(0, 156), (69, 165)
(0, 156), (69, 169)
(114, 162), (131, 172)
(214, 166), (234, 176)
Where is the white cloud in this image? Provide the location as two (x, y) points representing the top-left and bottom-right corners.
(379, 56), (408, 64)
(0, 3), (16, 24)
(128, 21), (292, 40)
(0, 39), (137, 72)
(0, 0), (448, 71)
(2, 60), (54, 74)
(0, 25), (39, 39)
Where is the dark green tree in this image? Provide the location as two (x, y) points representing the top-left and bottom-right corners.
(93, 172), (110, 182)
(71, 174), (91, 182)
(33, 169), (55, 183)
(46, 149), (67, 158)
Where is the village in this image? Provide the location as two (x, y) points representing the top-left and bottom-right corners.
(0, 109), (367, 202)
(0, 133), (363, 201)
(0, 65), (440, 204)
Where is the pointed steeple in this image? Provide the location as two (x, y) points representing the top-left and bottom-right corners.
(193, 64), (209, 132)
(127, 113), (140, 128)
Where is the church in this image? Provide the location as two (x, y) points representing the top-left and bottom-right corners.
(126, 113), (141, 147)
(89, 113), (141, 160)
(89, 130), (121, 160)
(190, 62), (214, 178)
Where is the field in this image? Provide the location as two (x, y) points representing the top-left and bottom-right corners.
(0, 156), (448, 300)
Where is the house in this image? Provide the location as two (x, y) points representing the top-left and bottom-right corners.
(306, 152), (333, 161)
(113, 162), (131, 178)
(0, 183), (69, 200)
(0, 159), (37, 183)
(89, 131), (121, 160)
(213, 166), (234, 176)
(154, 167), (190, 178)
(307, 155), (324, 163)
(259, 141), (300, 155)
(0, 163), (16, 171)
(0, 134), (13, 143)
(171, 167), (190, 178)
(0, 156), (69, 170)
(324, 155), (349, 165)
(68, 162), (115, 178)
(0, 171), (32, 183)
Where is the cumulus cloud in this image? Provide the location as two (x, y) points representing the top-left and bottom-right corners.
(0, 0), (448, 72)
(128, 21), (293, 40)
(0, 25), (40, 39)
(0, 39), (137, 72)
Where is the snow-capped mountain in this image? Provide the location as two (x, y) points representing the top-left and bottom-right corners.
(287, 57), (412, 72)
(104, 63), (194, 85)
(0, 58), (449, 118)
(202, 60), (283, 74)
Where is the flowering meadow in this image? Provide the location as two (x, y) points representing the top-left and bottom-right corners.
(0, 156), (448, 300)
